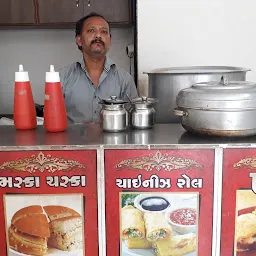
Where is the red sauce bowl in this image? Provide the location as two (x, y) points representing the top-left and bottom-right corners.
(165, 207), (197, 234)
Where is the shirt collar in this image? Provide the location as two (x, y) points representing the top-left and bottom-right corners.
(78, 56), (116, 73)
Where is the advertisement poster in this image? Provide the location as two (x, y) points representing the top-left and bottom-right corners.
(104, 149), (215, 256)
(221, 148), (256, 256)
(0, 150), (98, 256)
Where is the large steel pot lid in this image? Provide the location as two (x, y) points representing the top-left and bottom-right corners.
(176, 77), (256, 109)
(144, 66), (250, 74)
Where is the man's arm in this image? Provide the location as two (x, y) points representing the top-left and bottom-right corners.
(123, 74), (139, 100)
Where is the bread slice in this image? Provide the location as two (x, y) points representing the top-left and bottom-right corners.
(11, 205), (44, 224)
(48, 216), (83, 251)
(13, 214), (50, 238)
(48, 236), (83, 252)
(9, 225), (47, 256)
(43, 205), (80, 221)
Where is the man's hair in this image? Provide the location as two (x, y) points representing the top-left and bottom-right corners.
(75, 12), (110, 37)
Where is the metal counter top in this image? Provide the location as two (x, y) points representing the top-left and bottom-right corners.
(1, 123), (256, 149)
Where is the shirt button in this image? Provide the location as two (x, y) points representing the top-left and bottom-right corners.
(94, 96), (97, 99)
(94, 111), (97, 113)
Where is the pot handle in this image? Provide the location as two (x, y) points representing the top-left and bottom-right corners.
(173, 108), (188, 117)
(220, 75), (228, 85)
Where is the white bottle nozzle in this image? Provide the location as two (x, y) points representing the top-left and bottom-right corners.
(15, 64), (29, 82)
(19, 64), (24, 72)
(46, 64), (60, 83)
(50, 65), (55, 72)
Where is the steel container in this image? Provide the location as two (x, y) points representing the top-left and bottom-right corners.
(129, 96), (158, 129)
(174, 77), (256, 137)
(99, 96), (128, 132)
(145, 66), (250, 123)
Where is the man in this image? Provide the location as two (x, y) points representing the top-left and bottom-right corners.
(59, 12), (138, 123)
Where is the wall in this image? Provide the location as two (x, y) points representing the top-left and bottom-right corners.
(0, 27), (134, 114)
(137, 0), (256, 95)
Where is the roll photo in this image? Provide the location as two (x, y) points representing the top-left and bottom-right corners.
(120, 192), (198, 256)
(4, 194), (85, 256)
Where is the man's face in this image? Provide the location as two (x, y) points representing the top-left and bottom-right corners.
(76, 16), (111, 57)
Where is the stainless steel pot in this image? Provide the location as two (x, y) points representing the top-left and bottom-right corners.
(174, 77), (256, 137)
(145, 66), (250, 123)
(99, 96), (128, 132)
(129, 96), (158, 129)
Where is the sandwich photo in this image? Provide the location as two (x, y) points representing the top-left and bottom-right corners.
(4, 194), (84, 256)
(9, 205), (50, 256)
(120, 192), (198, 256)
(235, 190), (256, 255)
(236, 213), (256, 253)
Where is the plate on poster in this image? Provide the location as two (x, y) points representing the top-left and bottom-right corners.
(121, 230), (196, 256)
(121, 240), (195, 256)
(9, 248), (84, 256)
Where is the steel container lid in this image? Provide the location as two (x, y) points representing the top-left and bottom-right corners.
(176, 77), (256, 109)
(144, 66), (250, 75)
(99, 95), (128, 104)
(131, 96), (158, 105)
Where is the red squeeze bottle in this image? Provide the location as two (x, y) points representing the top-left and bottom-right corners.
(14, 64), (37, 130)
(43, 65), (67, 132)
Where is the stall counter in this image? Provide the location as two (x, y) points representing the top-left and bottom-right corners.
(0, 123), (256, 256)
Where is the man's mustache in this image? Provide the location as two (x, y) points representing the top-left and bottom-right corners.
(91, 39), (105, 46)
